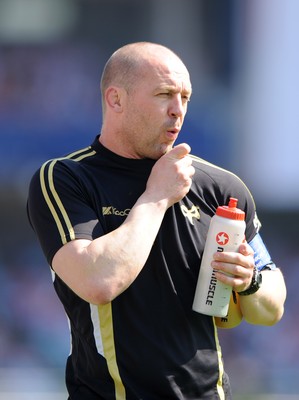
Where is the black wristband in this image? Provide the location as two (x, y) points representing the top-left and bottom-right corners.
(238, 267), (262, 296)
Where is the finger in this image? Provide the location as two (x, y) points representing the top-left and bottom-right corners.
(168, 143), (191, 159)
(212, 260), (243, 277)
(238, 242), (254, 257)
(213, 264), (252, 292)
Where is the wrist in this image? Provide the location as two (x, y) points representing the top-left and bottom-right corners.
(238, 267), (262, 296)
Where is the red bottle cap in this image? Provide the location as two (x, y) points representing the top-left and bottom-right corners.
(216, 198), (245, 220)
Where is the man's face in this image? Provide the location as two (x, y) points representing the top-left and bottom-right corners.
(120, 56), (192, 160)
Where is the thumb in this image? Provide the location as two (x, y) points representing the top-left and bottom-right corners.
(239, 242), (254, 257)
(168, 143), (191, 160)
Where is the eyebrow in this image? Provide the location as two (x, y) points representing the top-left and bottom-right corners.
(158, 84), (192, 95)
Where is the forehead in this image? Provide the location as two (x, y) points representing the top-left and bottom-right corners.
(139, 54), (192, 93)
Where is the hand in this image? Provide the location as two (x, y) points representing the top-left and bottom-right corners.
(211, 242), (255, 292)
(145, 143), (195, 208)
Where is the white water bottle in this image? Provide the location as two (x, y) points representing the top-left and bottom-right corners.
(192, 197), (246, 317)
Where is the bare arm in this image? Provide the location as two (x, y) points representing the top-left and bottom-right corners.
(238, 268), (286, 325)
(212, 243), (286, 326)
(52, 143), (194, 305)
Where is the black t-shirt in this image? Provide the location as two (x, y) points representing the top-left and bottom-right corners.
(27, 136), (259, 399)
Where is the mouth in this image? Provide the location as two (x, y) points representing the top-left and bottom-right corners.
(166, 127), (180, 139)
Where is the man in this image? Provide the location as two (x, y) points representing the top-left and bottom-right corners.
(27, 42), (286, 399)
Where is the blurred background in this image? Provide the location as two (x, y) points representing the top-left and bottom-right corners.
(0, 0), (298, 399)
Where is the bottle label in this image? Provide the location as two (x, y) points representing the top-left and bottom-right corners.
(192, 216), (246, 317)
(205, 270), (218, 306)
(216, 232), (229, 246)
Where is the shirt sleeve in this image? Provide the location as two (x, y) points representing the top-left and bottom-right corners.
(248, 233), (277, 271)
(27, 158), (103, 265)
(226, 175), (276, 271)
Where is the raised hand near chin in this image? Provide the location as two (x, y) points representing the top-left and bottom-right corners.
(146, 143), (195, 208)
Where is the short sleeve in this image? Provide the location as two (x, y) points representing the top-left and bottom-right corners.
(248, 233), (277, 271)
(27, 158), (103, 265)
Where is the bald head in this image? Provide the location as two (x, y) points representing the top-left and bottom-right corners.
(100, 42), (189, 114)
(99, 42), (192, 159)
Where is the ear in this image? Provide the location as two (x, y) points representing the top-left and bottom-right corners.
(105, 87), (124, 113)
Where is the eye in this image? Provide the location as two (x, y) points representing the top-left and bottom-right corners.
(182, 86), (192, 101)
(182, 94), (191, 102)
(159, 92), (171, 97)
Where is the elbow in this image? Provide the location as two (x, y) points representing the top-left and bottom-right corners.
(88, 291), (113, 306)
(85, 278), (128, 305)
(84, 285), (116, 305)
(244, 304), (285, 327)
(266, 287), (287, 326)
(266, 305), (285, 326)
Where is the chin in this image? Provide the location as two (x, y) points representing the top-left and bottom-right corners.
(147, 142), (173, 160)
(163, 143), (174, 154)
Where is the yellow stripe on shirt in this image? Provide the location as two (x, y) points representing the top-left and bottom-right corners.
(213, 318), (225, 400)
(39, 148), (96, 245)
(98, 303), (126, 400)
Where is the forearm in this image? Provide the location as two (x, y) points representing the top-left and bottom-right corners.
(240, 269), (286, 326)
(86, 195), (168, 302)
(52, 193), (168, 305)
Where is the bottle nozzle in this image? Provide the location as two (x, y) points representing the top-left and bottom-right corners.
(216, 197), (245, 220)
(228, 197), (238, 209)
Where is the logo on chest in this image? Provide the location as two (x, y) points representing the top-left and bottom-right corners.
(102, 206), (130, 217)
(180, 204), (200, 225)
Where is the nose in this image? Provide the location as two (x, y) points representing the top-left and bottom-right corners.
(168, 94), (185, 118)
